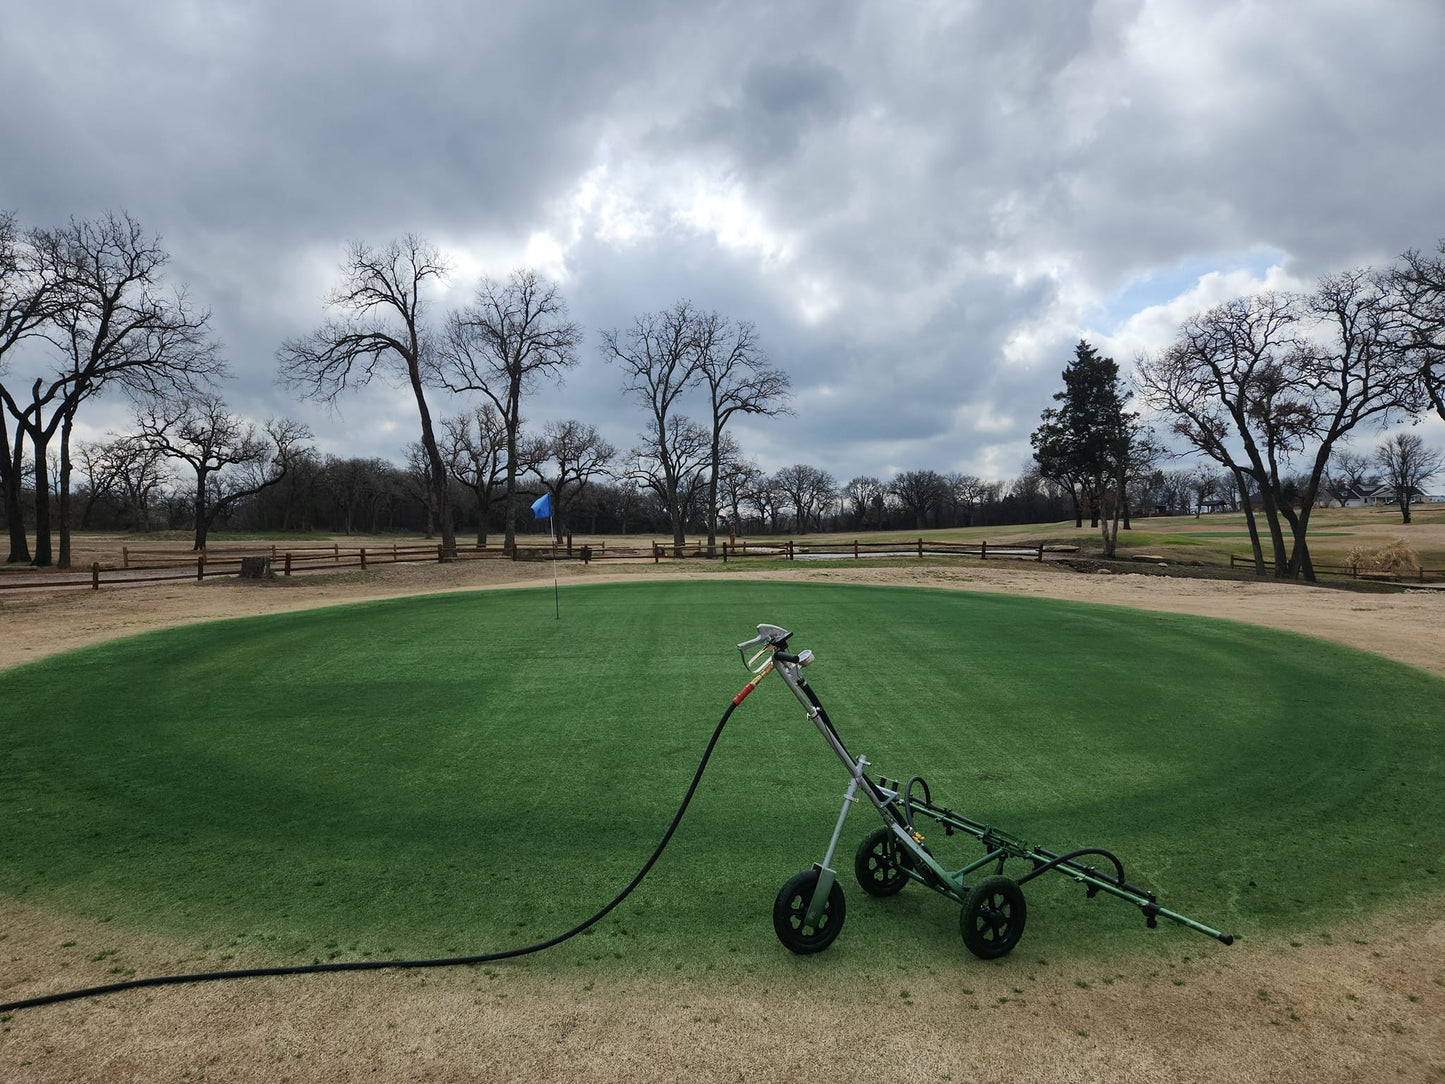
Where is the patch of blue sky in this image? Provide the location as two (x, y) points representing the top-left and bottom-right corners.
(1091, 247), (1288, 333)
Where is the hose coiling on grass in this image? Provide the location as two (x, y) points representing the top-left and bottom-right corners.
(0, 700), (743, 1015)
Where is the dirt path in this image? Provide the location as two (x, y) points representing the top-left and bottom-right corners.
(2, 559), (1443, 1082)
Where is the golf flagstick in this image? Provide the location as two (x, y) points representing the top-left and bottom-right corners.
(531, 491), (559, 619)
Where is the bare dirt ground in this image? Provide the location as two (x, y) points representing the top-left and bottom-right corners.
(3, 557), (1443, 1082)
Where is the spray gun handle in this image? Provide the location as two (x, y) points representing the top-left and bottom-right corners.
(737, 624), (793, 670)
(736, 623), (791, 653)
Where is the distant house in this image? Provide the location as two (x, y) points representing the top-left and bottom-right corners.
(1340, 483), (1397, 508)
(1330, 482), (1441, 507)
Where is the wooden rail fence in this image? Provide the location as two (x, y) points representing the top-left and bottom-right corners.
(1229, 554), (1443, 583)
(0, 537), (1047, 593)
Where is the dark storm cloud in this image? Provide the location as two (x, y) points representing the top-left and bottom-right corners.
(3, 0), (1443, 482)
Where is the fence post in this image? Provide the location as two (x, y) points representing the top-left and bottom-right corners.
(360, 547), (367, 570)
(284, 553), (292, 576)
(92, 562), (101, 590)
(437, 545), (444, 563)
(1036, 544), (1043, 562)
(653, 542), (660, 564)
(854, 540), (859, 559)
(787, 540), (794, 561)
(197, 552), (205, 581)
(981, 540), (988, 560)
(123, 546), (130, 569)
(917, 538), (923, 559)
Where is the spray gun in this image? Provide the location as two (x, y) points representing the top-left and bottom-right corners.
(734, 624), (814, 705)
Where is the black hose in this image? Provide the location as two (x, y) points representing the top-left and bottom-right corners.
(0, 699), (742, 1015)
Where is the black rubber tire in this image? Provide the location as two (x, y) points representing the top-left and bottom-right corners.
(773, 869), (846, 954)
(854, 827), (909, 897)
(959, 875), (1027, 959)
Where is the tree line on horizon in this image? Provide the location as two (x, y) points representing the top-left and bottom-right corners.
(4, 212), (1443, 571)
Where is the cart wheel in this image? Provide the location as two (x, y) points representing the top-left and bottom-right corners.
(959, 875), (1026, 960)
(773, 869), (846, 954)
(855, 828), (909, 896)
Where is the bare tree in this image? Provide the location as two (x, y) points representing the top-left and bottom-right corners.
(691, 311), (790, 552)
(1374, 431), (1443, 523)
(1282, 271), (1422, 574)
(0, 211), (65, 562)
(746, 472), (787, 534)
(889, 469), (948, 530)
(532, 419), (615, 538)
(626, 415), (711, 546)
(3, 212), (214, 565)
(1320, 449), (1374, 507)
(136, 394), (310, 550)
(34, 213), (221, 566)
(77, 434), (169, 529)
(437, 269), (581, 554)
(714, 438), (759, 537)
(400, 442), (444, 538)
(1139, 277), (1419, 579)
(317, 454), (372, 535)
(1138, 293), (1313, 576)
(603, 300), (703, 552)
(442, 404), (514, 547)
(277, 236), (456, 557)
(599, 480), (646, 535)
(775, 463), (835, 534)
(841, 475), (885, 530)
(1389, 241), (1445, 422)
(949, 474), (990, 527)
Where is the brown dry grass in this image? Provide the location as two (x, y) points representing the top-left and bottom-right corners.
(3, 551), (1444, 1082)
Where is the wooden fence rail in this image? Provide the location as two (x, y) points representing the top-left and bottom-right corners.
(3, 537), (1047, 593)
(1229, 554), (1442, 583)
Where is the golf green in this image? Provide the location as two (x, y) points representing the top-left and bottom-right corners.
(1, 581), (1441, 974)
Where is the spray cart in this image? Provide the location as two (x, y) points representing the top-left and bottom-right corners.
(732, 623), (1234, 958)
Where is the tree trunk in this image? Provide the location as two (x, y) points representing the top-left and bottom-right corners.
(193, 469), (210, 551)
(1234, 469), (1266, 575)
(705, 434), (720, 556)
(2, 420), (30, 564)
(57, 408), (76, 569)
(31, 428), (52, 567)
(406, 359), (455, 559)
(474, 485), (488, 547)
(1259, 491), (1290, 579)
(502, 425), (518, 555)
(1100, 494), (1121, 558)
(1282, 500), (1320, 583)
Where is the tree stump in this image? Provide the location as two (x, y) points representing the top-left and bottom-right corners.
(239, 556), (273, 579)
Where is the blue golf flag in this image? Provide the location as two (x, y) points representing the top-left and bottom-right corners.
(531, 492), (552, 519)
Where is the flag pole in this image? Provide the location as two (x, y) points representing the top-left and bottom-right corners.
(531, 491), (560, 620)
(550, 512), (559, 620)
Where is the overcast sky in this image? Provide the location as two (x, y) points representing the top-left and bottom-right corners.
(4, 0), (1443, 484)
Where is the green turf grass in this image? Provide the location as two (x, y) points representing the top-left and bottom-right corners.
(2, 581), (1441, 978)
